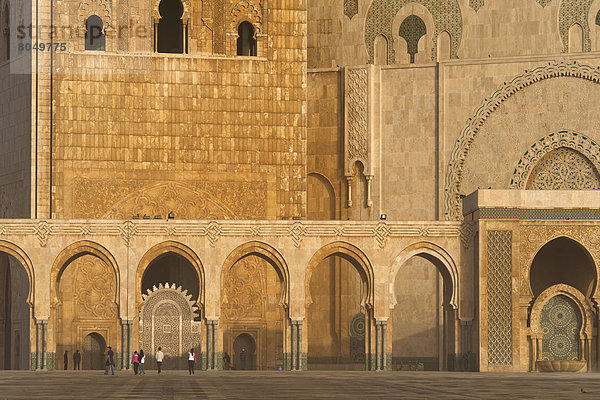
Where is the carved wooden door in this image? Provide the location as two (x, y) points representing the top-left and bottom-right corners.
(153, 302), (182, 369)
(82, 333), (106, 370)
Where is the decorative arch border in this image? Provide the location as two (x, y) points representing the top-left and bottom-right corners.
(388, 241), (458, 309)
(365, 0), (462, 64)
(444, 60), (600, 220)
(220, 241), (290, 308)
(152, 0), (191, 21)
(530, 284), (595, 339)
(136, 241), (205, 309)
(229, 0), (263, 35)
(524, 234), (598, 299)
(305, 241), (374, 310)
(509, 130), (600, 188)
(0, 240), (34, 306)
(78, 0), (112, 30)
(50, 240), (120, 306)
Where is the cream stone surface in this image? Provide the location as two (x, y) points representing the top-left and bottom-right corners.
(2, 0), (600, 373)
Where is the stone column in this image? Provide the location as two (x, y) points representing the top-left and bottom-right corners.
(207, 320), (213, 369)
(290, 321), (297, 371)
(41, 320), (47, 370)
(297, 321), (304, 370)
(213, 321), (219, 370)
(127, 320), (133, 369)
(375, 321), (382, 370)
(382, 321), (387, 371)
(120, 321), (127, 370)
(35, 320), (41, 370)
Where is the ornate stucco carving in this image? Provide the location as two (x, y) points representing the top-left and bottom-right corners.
(78, 0), (112, 28)
(445, 61), (600, 220)
(73, 255), (118, 319)
(520, 225), (600, 298)
(510, 130), (600, 189)
(221, 255), (266, 320)
(558, 0), (595, 52)
(469, 0), (484, 12)
(365, 0), (462, 63)
(344, 0), (359, 19)
(230, 0), (263, 33)
(345, 67), (369, 166)
(102, 182), (235, 220)
(73, 179), (266, 219)
(139, 283), (201, 360)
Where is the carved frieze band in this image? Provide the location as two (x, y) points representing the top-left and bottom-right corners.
(0, 220), (463, 249)
(445, 61), (600, 220)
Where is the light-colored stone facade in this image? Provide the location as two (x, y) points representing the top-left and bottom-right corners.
(1, 0), (600, 373)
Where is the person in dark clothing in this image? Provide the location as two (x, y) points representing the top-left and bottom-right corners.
(73, 349), (81, 370)
(104, 346), (115, 375)
(223, 352), (231, 370)
(64, 350), (68, 370)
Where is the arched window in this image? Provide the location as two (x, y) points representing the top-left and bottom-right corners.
(568, 23), (583, 53)
(373, 35), (388, 65)
(596, 10), (600, 26)
(2, 4), (9, 61)
(85, 15), (105, 51)
(399, 15), (426, 64)
(237, 21), (257, 56)
(156, 0), (184, 53)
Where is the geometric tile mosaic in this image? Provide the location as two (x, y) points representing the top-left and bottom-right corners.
(541, 295), (581, 361)
(487, 231), (512, 366)
(478, 208), (600, 220)
(365, 0), (462, 64)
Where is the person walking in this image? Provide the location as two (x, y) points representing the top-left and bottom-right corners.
(187, 348), (196, 375)
(104, 346), (115, 375)
(63, 350), (68, 370)
(155, 347), (164, 374)
(139, 350), (146, 375)
(132, 351), (140, 375)
(73, 349), (81, 370)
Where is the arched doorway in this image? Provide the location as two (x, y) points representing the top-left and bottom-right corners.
(305, 243), (374, 370)
(528, 238), (597, 371)
(221, 243), (288, 371)
(54, 251), (119, 371)
(233, 333), (256, 370)
(392, 253), (455, 371)
(0, 251), (31, 370)
(138, 246), (203, 369)
(82, 333), (106, 370)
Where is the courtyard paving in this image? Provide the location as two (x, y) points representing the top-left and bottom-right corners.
(0, 370), (599, 399)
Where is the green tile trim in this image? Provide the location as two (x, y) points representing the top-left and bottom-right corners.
(31, 353), (37, 370)
(46, 352), (56, 370)
(478, 208), (600, 220)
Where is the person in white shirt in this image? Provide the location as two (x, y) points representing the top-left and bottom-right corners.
(187, 348), (196, 375)
(155, 347), (164, 374)
(139, 349), (146, 375)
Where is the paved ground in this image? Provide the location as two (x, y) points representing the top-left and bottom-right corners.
(1, 370), (600, 399)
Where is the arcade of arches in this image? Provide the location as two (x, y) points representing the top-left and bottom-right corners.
(1, 191), (600, 373)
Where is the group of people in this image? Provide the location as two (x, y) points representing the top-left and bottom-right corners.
(63, 349), (82, 370)
(103, 346), (198, 375)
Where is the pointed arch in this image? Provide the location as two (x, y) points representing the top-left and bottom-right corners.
(220, 241), (290, 308)
(389, 241), (458, 309)
(0, 240), (34, 306)
(305, 241), (374, 309)
(51, 240), (120, 305)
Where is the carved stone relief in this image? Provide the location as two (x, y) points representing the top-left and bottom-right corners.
(344, 0), (358, 19)
(221, 255), (266, 321)
(73, 179), (267, 219)
(558, 0), (595, 52)
(445, 61), (600, 220)
(139, 283), (201, 368)
(346, 68), (369, 165)
(510, 131), (600, 189)
(78, 0), (112, 28)
(230, 0), (263, 33)
(73, 255), (118, 320)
